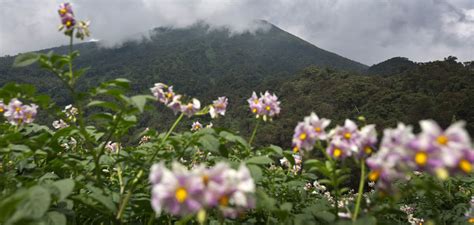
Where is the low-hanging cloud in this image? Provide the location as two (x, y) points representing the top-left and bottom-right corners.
(0, 0), (473, 65)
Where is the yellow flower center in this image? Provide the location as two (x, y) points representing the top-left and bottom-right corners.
(202, 175), (209, 186)
(166, 92), (173, 99)
(15, 107), (21, 112)
(26, 114), (32, 119)
(66, 20), (72, 27)
(315, 127), (321, 132)
(253, 99), (259, 104)
(219, 195), (229, 206)
(175, 187), (188, 203)
(414, 152), (428, 166)
(364, 146), (372, 154)
(292, 146), (299, 153)
(368, 170), (380, 181)
(0, 108), (3, 113)
(333, 148), (342, 158)
(59, 8), (67, 15)
(459, 159), (472, 173)
(468, 217), (474, 223)
(252, 108), (257, 113)
(299, 133), (307, 140)
(344, 132), (351, 139)
(436, 135), (448, 145)
(265, 106), (271, 111)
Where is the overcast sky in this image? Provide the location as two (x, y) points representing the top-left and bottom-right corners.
(1, 0), (473, 65)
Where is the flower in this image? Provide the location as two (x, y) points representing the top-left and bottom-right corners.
(280, 154), (302, 174)
(292, 121), (318, 153)
(205, 122), (213, 128)
(75, 20), (91, 40)
(304, 113), (331, 140)
(0, 100), (5, 113)
(63, 104), (78, 122)
(247, 92), (261, 115)
(58, 3), (76, 31)
(150, 162), (205, 216)
(105, 142), (120, 153)
(329, 119), (361, 154)
(191, 121), (203, 131)
(419, 120), (471, 168)
(181, 98), (201, 117)
(21, 104), (38, 124)
(149, 162), (255, 218)
(209, 97), (228, 119)
(327, 138), (353, 159)
(167, 95), (183, 115)
(151, 83), (176, 105)
(53, 119), (69, 129)
(358, 124), (377, 157)
(247, 91), (280, 121)
(4, 98), (24, 125)
(366, 123), (414, 190)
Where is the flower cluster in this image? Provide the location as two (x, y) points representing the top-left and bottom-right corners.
(209, 97), (228, 119)
(367, 120), (474, 190)
(150, 83), (201, 117)
(149, 162), (255, 218)
(247, 91), (280, 121)
(326, 120), (377, 159)
(400, 204), (424, 225)
(0, 99), (38, 125)
(52, 105), (79, 129)
(292, 113), (331, 153)
(279, 154), (302, 174)
(57, 3), (90, 40)
(105, 142), (121, 153)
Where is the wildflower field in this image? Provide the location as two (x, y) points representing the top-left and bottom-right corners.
(0, 3), (473, 225)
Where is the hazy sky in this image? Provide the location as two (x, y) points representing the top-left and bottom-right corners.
(1, 0), (473, 65)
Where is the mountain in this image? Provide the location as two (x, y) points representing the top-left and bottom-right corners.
(0, 22), (473, 148)
(0, 21), (367, 99)
(367, 57), (417, 75)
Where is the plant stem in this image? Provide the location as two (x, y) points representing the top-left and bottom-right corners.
(352, 159), (366, 221)
(332, 164), (339, 220)
(248, 119), (260, 146)
(116, 113), (184, 221)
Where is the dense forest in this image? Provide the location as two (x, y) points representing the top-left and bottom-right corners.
(0, 23), (473, 149)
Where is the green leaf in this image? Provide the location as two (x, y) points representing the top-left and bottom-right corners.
(52, 179), (75, 201)
(130, 95), (153, 113)
(13, 53), (39, 67)
(246, 156), (273, 165)
(247, 164), (263, 182)
(46, 211), (67, 225)
(314, 211), (335, 222)
(266, 145), (283, 155)
(198, 134), (220, 154)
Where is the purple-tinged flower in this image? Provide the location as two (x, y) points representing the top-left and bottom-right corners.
(181, 98), (201, 117)
(58, 3), (73, 17)
(22, 104), (38, 124)
(304, 113), (331, 140)
(405, 135), (443, 172)
(292, 121), (318, 153)
(260, 91), (281, 121)
(105, 141), (120, 153)
(4, 99), (24, 125)
(150, 83), (167, 103)
(358, 124), (377, 157)
(191, 121), (203, 131)
(366, 123), (414, 190)
(329, 119), (361, 153)
(247, 92), (262, 116)
(167, 95), (183, 115)
(219, 164), (256, 218)
(52, 119), (69, 129)
(327, 138), (353, 159)
(194, 163), (230, 206)
(0, 100), (5, 114)
(209, 96), (228, 119)
(455, 148), (473, 174)
(419, 120), (471, 168)
(150, 162), (205, 216)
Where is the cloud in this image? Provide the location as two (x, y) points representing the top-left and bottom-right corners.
(0, 0), (473, 65)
